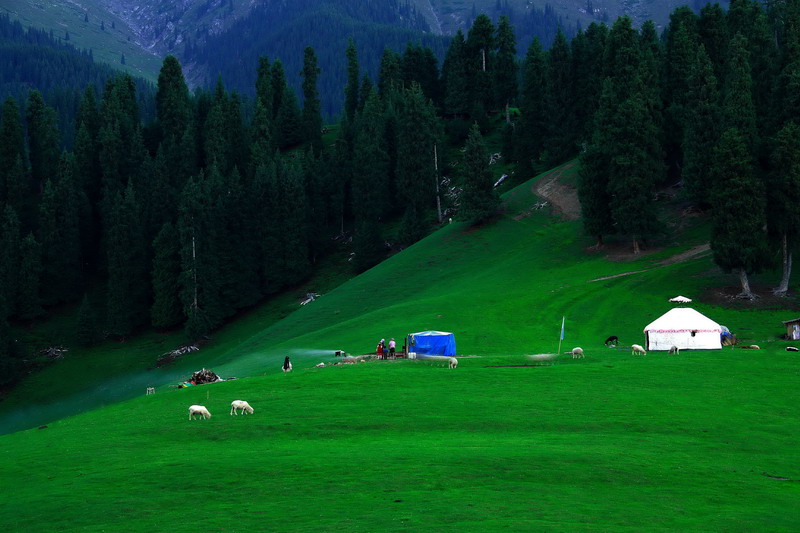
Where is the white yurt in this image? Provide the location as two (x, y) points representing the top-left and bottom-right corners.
(643, 308), (722, 351)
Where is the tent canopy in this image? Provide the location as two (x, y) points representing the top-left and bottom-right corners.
(643, 308), (722, 350)
(407, 331), (457, 356)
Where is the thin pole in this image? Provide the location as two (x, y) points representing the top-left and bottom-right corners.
(557, 316), (565, 355)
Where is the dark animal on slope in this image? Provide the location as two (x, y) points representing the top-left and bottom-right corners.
(604, 336), (619, 346)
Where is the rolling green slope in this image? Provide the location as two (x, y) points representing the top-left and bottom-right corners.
(1, 159), (794, 436)
(0, 159), (798, 530)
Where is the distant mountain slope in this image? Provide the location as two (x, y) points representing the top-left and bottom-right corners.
(0, 14), (155, 147)
(7, 0), (729, 98)
(183, 0), (443, 117)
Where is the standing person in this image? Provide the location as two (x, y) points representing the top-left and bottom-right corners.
(388, 338), (396, 358)
(376, 340), (383, 359)
(283, 356), (292, 373)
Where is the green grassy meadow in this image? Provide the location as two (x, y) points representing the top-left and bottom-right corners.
(1, 161), (799, 531)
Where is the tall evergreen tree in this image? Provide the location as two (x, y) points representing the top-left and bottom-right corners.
(494, 15), (518, 110)
(709, 128), (767, 299)
(0, 206), (21, 320)
(682, 45), (721, 204)
(26, 91), (61, 196)
(352, 92), (389, 272)
(767, 122), (800, 295)
(156, 55), (191, 144)
(16, 233), (43, 320)
(544, 29), (575, 165)
(396, 84), (441, 242)
(344, 38), (360, 123)
(37, 153), (82, 306)
(106, 182), (149, 337)
(301, 46), (323, 154)
(516, 37), (547, 181)
(0, 97), (25, 204)
(442, 30), (471, 116)
(378, 48), (402, 99)
(459, 123), (500, 225)
(466, 14), (496, 116)
(722, 33), (758, 156)
(571, 23), (608, 145)
(151, 222), (183, 329)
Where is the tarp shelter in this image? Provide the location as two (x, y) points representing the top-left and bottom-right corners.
(407, 331), (457, 356)
(643, 308), (722, 351)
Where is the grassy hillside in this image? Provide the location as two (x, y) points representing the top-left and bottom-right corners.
(2, 1), (162, 81)
(1, 159), (796, 434)
(0, 159), (798, 530)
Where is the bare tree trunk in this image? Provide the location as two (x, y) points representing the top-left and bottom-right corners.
(434, 143), (442, 224)
(632, 238), (640, 255)
(482, 49), (486, 72)
(737, 268), (757, 299)
(774, 234), (792, 296)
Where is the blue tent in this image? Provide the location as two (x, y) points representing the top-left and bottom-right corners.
(407, 331), (457, 356)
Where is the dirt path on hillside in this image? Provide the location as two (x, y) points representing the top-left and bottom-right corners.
(588, 243), (711, 282)
(531, 162), (581, 220)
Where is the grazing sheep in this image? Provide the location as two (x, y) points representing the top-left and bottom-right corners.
(449, 357), (458, 369)
(282, 356), (292, 373)
(668, 345), (680, 355)
(604, 336), (619, 346)
(230, 400), (254, 416)
(631, 344), (647, 356)
(570, 347), (585, 359)
(189, 405), (211, 420)
(739, 344), (760, 350)
(145, 387), (155, 395)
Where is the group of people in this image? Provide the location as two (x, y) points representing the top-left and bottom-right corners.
(376, 338), (397, 359)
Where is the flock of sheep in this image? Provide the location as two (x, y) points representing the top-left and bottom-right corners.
(188, 400), (254, 420)
(566, 343), (680, 358)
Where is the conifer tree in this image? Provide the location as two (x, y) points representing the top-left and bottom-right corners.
(442, 30), (471, 116)
(767, 122), (800, 295)
(494, 15), (518, 110)
(352, 92), (389, 272)
(723, 33), (758, 156)
(466, 14), (495, 113)
(709, 128), (767, 299)
(106, 182), (149, 337)
(516, 37), (547, 181)
(376, 49), (399, 99)
(459, 123), (499, 225)
(276, 87), (303, 149)
(683, 45), (721, 205)
(571, 23), (607, 145)
(270, 60), (287, 120)
(301, 46), (323, 154)
(0, 97), (25, 204)
(151, 222), (183, 329)
(698, 3), (729, 84)
(37, 153), (82, 306)
(0, 206), (21, 320)
(277, 163), (311, 284)
(156, 55), (191, 144)
(344, 38), (360, 123)
(17, 233), (43, 320)
(26, 91), (60, 195)
(544, 29), (575, 165)
(396, 84), (441, 242)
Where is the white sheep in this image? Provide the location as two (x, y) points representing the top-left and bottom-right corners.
(668, 345), (680, 355)
(448, 357), (458, 369)
(230, 400), (254, 415)
(569, 347), (584, 359)
(145, 387), (155, 395)
(631, 344), (647, 356)
(188, 405), (211, 420)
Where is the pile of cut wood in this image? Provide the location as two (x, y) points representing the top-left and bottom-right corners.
(190, 368), (221, 384)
